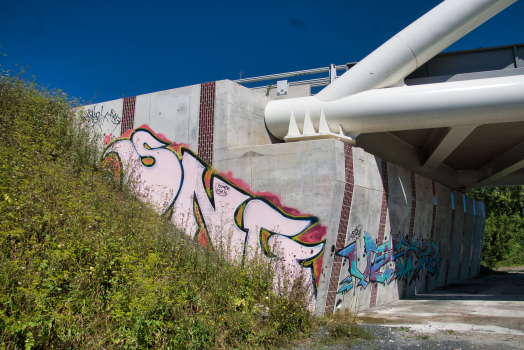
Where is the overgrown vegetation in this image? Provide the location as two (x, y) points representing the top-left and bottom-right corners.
(0, 69), (369, 349)
(470, 187), (524, 268)
(315, 310), (373, 346)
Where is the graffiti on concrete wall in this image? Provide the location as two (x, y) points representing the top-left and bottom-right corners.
(102, 126), (327, 298)
(82, 105), (121, 136)
(336, 226), (441, 294)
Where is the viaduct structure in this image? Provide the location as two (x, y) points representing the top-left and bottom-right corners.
(81, 0), (524, 315)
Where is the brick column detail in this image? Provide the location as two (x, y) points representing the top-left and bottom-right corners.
(370, 159), (389, 308)
(325, 144), (354, 314)
(198, 82), (216, 165)
(121, 96), (136, 135)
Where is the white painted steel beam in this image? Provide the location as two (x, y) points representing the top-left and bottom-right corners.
(265, 75), (524, 140)
(316, 0), (517, 102)
(265, 0), (520, 142)
(422, 125), (478, 171)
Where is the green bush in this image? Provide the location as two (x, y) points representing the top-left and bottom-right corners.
(0, 70), (317, 349)
(470, 187), (524, 268)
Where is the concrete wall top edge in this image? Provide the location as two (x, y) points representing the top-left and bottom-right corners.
(80, 82), (206, 110)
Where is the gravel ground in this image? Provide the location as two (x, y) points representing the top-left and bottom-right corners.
(292, 270), (524, 349)
(353, 325), (523, 349)
(291, 324), (524, 349)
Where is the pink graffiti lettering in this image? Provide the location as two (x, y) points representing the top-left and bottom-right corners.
(102, 126), (327, 299)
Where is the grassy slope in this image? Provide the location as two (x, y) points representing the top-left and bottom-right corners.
(0, 73), (371, 349)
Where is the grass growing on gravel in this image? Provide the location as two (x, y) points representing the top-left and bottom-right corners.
(297, 310), (374, 348)
(0, 69), (372, 349)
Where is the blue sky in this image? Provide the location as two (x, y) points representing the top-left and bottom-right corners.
(1, 0), (523, 103)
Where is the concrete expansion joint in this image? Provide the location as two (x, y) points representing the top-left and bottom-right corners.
(225, 101), (265, 116)
(351, 183), (388, 193)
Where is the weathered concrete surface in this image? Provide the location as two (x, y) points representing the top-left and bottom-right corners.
(145, 85), (201, 148)
(253, 84), (311, 100)
(213, 139), (343, 316)
(214, 80), (274, 151)
(81, 80), (488, 315)
(430, 182), (453, 290)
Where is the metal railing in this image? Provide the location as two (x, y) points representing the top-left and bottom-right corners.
(233, 63), (356, 89)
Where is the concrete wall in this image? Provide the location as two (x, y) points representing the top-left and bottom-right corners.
(82, 80), (486, 315)
(253, 84), (311, 100)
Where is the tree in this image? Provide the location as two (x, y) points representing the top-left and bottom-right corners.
(470, 187), (524, 267)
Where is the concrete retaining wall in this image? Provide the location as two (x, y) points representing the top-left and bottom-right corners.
(81, 80), (486, 315)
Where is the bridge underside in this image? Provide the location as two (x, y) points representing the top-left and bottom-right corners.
(357, 120), (524, 190)
(255, 43), (524, 191)
(358, 44), (524, 190)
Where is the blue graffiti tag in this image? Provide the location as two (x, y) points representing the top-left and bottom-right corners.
(336, 231), (441, 294)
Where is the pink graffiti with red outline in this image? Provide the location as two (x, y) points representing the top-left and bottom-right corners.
(102, 125), (327, 299)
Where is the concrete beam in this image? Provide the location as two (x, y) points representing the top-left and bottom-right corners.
(466, 169), (524, 189)
(422, 125), (477, 171)
(461, 140), (524, 187)
(356, 132), (461, 189)
(481, 139), (524, 182)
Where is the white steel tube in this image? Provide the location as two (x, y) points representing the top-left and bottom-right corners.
(315, 0), (517, 102)
(265, 75), (524, 139)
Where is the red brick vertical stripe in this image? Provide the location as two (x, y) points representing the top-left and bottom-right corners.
(121, 96), (136, 135)
(425, 181), (437, 291)
(401, 172), (416, 298)
(325, 144), (354, 314)
(370, 159), (389, 308)
(198, 82), (216, 165)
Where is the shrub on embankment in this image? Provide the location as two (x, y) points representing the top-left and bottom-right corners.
(0, 70), (317, 349)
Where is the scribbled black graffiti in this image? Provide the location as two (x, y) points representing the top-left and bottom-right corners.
(347, 225), (362, 241)
(215, 183), (230, 197)
(83, 105), (121, 133)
